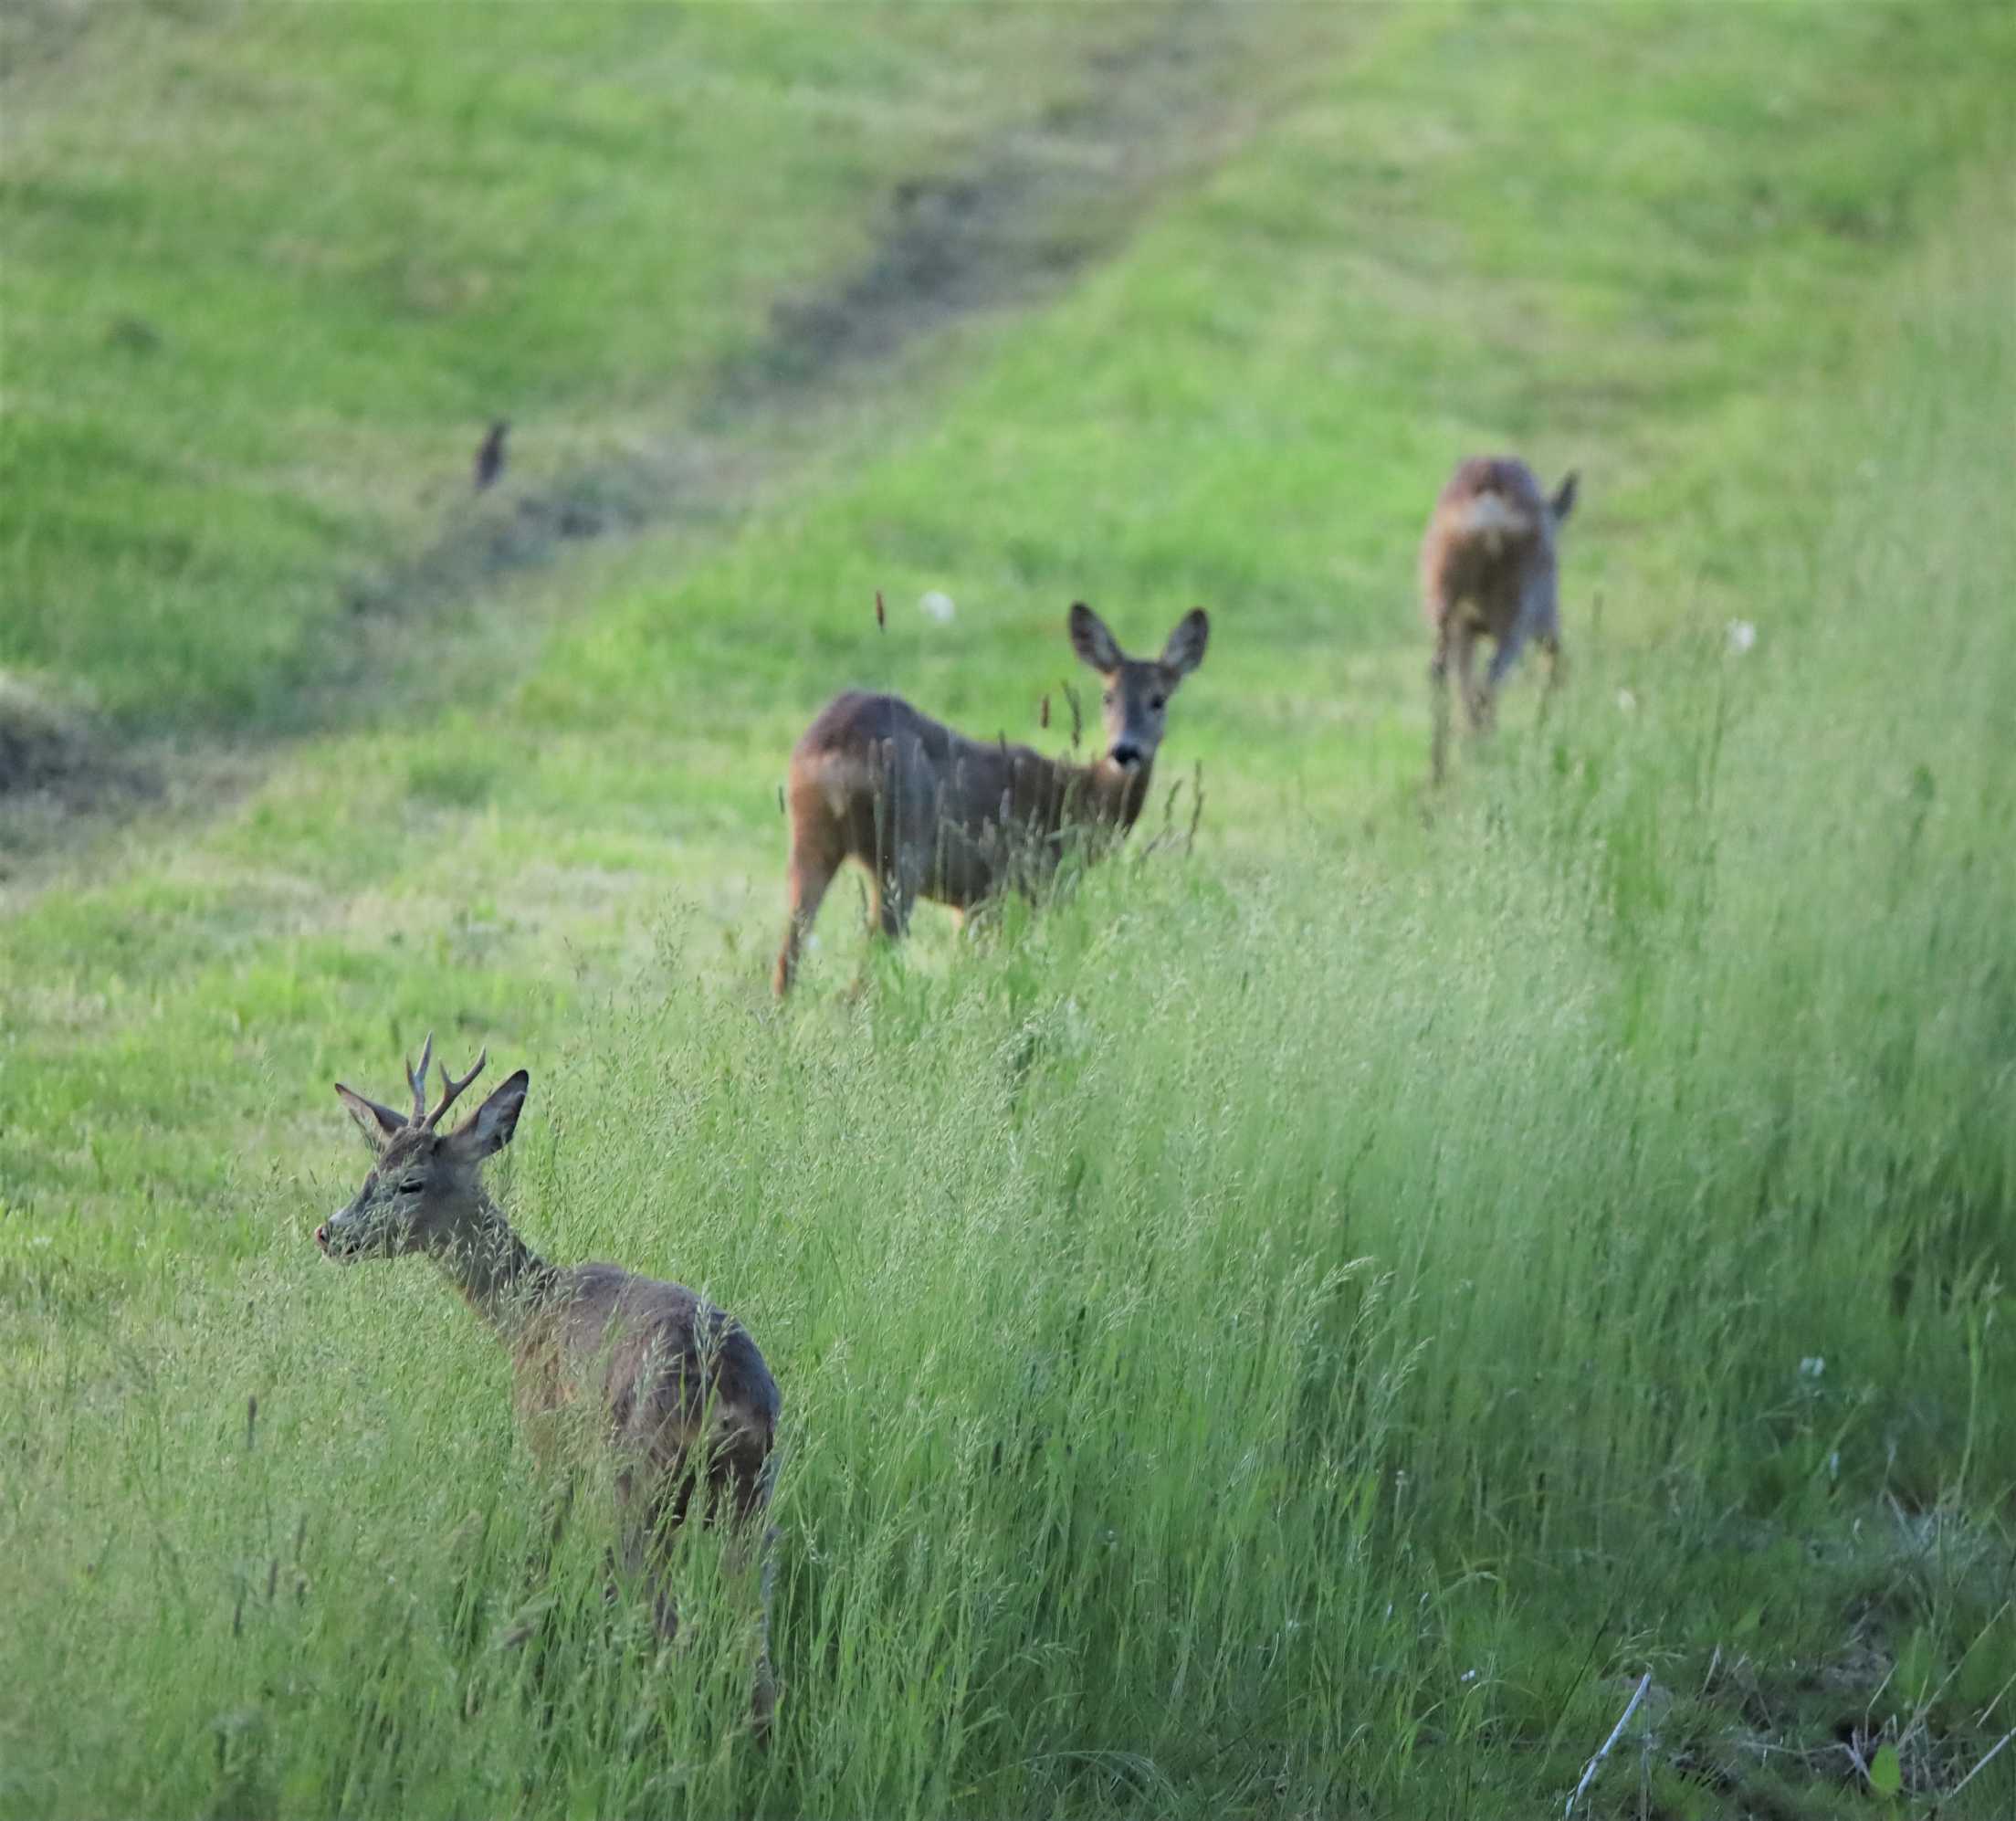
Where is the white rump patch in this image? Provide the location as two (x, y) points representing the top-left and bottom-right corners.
(1457, 493), (1534, 540)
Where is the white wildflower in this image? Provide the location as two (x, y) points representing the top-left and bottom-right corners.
(919, 590), (956, 624)
(1727, 619), (1758, 656)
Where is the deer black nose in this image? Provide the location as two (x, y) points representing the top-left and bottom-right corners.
(1111, 742), (1143, 770)
(314, 1223), (329, 1250)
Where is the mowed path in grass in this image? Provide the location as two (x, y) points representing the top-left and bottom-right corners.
(0, 5), (2006, 1257)
(2, 3), (1288, 732)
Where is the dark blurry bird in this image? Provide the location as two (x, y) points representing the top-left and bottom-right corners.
(474, 419), (509, 490)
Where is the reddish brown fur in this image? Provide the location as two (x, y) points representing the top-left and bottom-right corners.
(773, 601), (1208, 995)
(320, 1041), (781, 1732)
(1421, 455), (1578, 782)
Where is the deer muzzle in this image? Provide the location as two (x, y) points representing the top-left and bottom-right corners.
(317, 1209), (369, 1258)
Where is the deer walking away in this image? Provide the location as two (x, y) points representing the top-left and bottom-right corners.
(1421, 455), (1578, 783)
(317, 1037), (782, 1733)
(773, 600), (1209, 996)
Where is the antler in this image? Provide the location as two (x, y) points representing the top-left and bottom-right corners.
(404, 1031), (435, 1126)
(425, 1047), (488, 1130)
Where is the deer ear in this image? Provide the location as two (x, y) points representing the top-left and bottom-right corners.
(335, 1084), (405, 1154)
(1068, 602), (1125, 675)
(448, 1068), (528, 1161)
(1550, 470), (1579, 523)
(1160, 607), (1208, 679)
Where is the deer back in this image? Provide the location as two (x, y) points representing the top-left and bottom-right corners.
(789, 690), (1104, 903)
(514, 1263), (780, 1476)
(1421, 456), (1574, 637)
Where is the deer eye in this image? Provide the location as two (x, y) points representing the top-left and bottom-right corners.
(1102, 690), (1116, 707)
(1150, 694), (1166, 711)
(397, 1177), (425, 1196)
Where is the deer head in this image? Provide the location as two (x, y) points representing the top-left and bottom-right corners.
(1067, 601), (1210, 774)
(318, 1033), (527, 1261)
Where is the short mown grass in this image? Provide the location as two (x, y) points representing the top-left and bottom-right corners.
(3, 4), (2013, 1816)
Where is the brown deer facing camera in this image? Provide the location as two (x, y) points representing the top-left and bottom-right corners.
(773, 600), (1209, 996)
(316, 1036), (781, 1734)
(1421, 456), (1578, 783)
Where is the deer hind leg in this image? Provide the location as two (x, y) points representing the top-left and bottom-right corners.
(1525, 568), (1566, 726)
(1487, 565), (1557, 717)
(715, 1439), (781, 1738)
(609, 1458), (695, 1650)
(729, 1519), (780, 1740)
(866, 866), (915, 943)
(634, 1504), (681, 1649)
(866, 808), (918, 945)
(774, 817), (842, 999)
(1485, 615), (1531, 705)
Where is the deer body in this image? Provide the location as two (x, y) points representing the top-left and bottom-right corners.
(774, 601), (1208, 995)
(318, 1039), (780, 1732)
(495, 1261), (778, 1532)
(1421, 456), (1578, 782)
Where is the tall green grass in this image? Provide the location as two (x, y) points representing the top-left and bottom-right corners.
(5, 184), (2011, 1816)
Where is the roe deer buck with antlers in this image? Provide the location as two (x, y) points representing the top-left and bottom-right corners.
(773, 600), (1209, 996)
(1422, 456), (1578, 783)
(316, 1036), (781, 1733)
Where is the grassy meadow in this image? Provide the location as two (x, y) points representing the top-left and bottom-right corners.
(4, 3), (2014, 1816)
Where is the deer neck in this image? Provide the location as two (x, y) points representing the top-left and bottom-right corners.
(436, 1191), (554, 1336)
(1065, 753), (1151, 835)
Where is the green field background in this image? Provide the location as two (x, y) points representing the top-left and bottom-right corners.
(3, 3), (2012, 1816)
